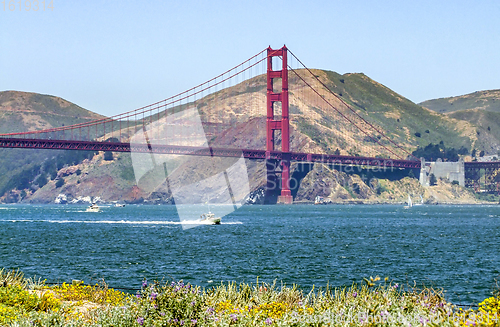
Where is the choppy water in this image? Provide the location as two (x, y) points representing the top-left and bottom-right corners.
(1, 204), (499, 304)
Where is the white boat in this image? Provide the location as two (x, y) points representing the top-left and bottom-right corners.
(404, 194), (412, 209)
(114, 203), (125, 207)
(86, 203), (100, 212)
(200, 196), (221, 225)
(199, 212), (221, 225)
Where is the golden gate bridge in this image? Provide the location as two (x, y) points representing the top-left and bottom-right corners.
(0, 46), (497, 201)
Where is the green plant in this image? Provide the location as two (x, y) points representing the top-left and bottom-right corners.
(104, 151), (114, 161)
(47, 281), (128, 306)
(119, 165), (135, 181)
(474, 192), (500, 202)
(50, 170), (57, 180)
(0, 269), (27, 288)
(131, 280), (204, 326)
(412, 141), (461, 161)
(2, 268), (499, 327)
(429, 173), (437, 186)
(55, 178), (65, 188)
(35, 174), (48, 188)
(0, 164), (41, 195)
(0, 285), (42, 323)
(376, 183), (388, 195)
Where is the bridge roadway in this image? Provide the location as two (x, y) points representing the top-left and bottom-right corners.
(0, 137), (420, 169)
(2, 137), (499, 170)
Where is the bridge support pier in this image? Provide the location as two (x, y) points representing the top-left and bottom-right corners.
(265, 159), (278, 203)
(266, 45), (293, 204)
(277, 154), (293, 204)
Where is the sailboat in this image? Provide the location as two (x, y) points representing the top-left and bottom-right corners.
(414, 195), (424, 206)
(404, 194), (413, 209)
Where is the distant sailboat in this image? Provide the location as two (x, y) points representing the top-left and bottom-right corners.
(414, 195), (424, 206)
(404, 194), (413, 209)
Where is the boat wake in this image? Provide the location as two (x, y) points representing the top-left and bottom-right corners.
(5, 219), (242, 225)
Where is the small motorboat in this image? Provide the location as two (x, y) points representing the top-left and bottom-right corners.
(114, 203), (125, 207)
(199, 212), (221, 225)
(86, 203), (100, 212)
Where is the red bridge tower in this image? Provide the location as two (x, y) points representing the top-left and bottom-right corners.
(266, 46), (293, 204)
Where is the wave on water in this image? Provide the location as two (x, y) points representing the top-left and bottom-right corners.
(6, 219), (242, 225)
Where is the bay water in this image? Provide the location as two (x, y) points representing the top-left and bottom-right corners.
(1, 204), (499, 304)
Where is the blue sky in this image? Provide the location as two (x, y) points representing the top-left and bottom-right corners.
(1, 0), (499, 117)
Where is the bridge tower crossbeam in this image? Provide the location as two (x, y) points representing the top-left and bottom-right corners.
(266, 46), (293, 204)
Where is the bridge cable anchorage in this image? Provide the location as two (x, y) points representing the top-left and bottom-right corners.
(287, 49), (419, 162)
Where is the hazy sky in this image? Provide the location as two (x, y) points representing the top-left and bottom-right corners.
(1, 0), (499, 117)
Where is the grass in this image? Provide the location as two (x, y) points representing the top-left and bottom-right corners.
(449, 110), (500, 151)
(1, 269), (499, 326)
(294, 117), (330, 152)
(321, 70), (473, 151)
(474, 192), (500, 203)
(420, 90), (500, 114)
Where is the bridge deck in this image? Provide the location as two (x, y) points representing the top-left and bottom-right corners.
(0, 137), (421, 169)
(2, 137), (498, 170)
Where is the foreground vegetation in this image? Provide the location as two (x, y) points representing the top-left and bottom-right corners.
(1, 269), (499, 326)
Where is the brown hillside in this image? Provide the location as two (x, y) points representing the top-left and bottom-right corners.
(0, 91), (103, 133)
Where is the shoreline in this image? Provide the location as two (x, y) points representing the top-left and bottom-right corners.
(1, 201), (499, 206)
(294, 200), (499, 205)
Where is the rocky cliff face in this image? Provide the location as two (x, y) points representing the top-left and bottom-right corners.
(23, 152), (145, 204)
(293, 163), (479, 204)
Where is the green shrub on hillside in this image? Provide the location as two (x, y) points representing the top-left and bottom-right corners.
(0, 150), (96, 197)
(429, 173), (437, 186)
(412, 141), (467, 161)
(104, 151), (114, 161)
(55, 178), (65, 188)
(34, 174), (48, 188)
